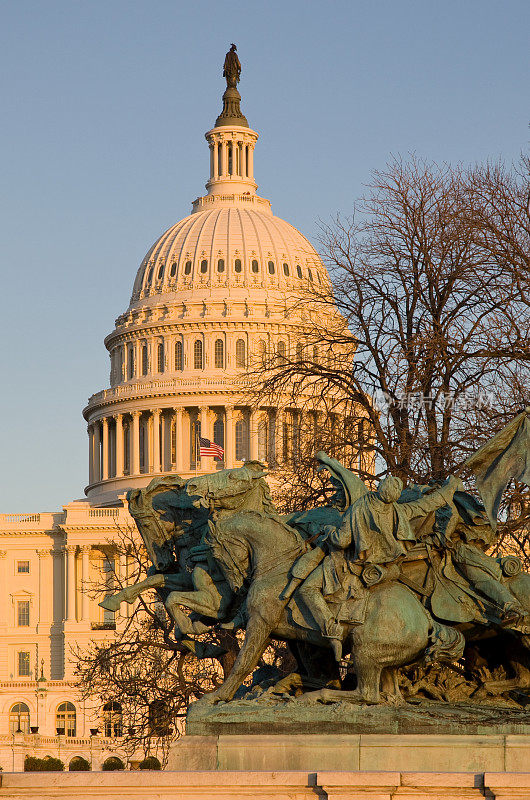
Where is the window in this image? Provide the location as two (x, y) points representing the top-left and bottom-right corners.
(141, 344), (148, 376)
(235, 338), (246, 368)
(296, 265), (302, 279)
(127, 346), (135, 380)
(268, 260), (275, 274)
(17, 561), (30, 574)
(56, 702), (76, 737)
(251, 259), (259, 273)
(147, 266), (154, 283)
(258, 339), (267, 365)
(18, 651), (31, 677)
(9, 703), (30, 734)
(194, 339), (203, 369)
(103, 701), (123, 738)
(157, 342), (164, 373)
(170, 261), (177, 277)
(217, 258), (225, 273)
(283, 263), (289, 276)
(296, 343), (303, 362)
(213, 418), (225, 465)
(313, 345), (319, 363)
(174, 340), (183, 371)
(17, 601), (30, 627)
(308, 267), (313, 282)
(235, 418), (249, 461)
(149, 700), (170, 736)
(214, 338), (224, 368)
(200, 259), (208, 273)
(184, 260), (192, 275)
(234, 258), (242, 273)
(277, 340), (286, 362)
(157, 263), (164, 280)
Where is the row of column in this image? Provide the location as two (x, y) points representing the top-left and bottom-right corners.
(88, 406), (264, 485)
(209, 138), (254, 181)
(64, 545), (129, 624)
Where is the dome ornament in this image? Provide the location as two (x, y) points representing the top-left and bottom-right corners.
(216, 44), (248, 128)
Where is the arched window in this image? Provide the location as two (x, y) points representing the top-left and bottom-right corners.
(157, 263), (164, 280)
(251, 259), (259, 273)
(141, 344), (148, 376)
(147, 266), (154, 283)
(258, 417), (268, 461)
(313, 345), (319, 363)
(235, 418), (249, 461)
(103, 701), (123, 738)
(308, 267), (313, 282)
(296, 343), (303, 362)
(9, 703), (30, 734)
(170, 261), (177, 277)
(268, 260), (275, 274)
(200, 259), (208, 273)
(157, 342), (165, 373)
(258, 339), (267, 365)
(174, 340), (183, 371)
(234, 258), (242, 273)
(56, 702), (76, 737)
(277, 340), (286, 362)
(235, 338), (246, 368)
(214, 339), (224, 369)
(217, 258), (225, 273)
(127, 346), (135, 380)
(296, 265), (302, 279)
(194, 339), (203, 369)
(316, 271), (321, 284)
(184, 260), (192, 275)
(283, 263), (290, 276)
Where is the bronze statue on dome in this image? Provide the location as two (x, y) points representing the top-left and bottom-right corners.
(223, 44), (241, 88)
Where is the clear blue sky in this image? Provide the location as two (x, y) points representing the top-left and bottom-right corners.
(1, 0), (528, 511)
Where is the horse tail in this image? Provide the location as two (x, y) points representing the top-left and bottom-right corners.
(424, 619), (465, 664)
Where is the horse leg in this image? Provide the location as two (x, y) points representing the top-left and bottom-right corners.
(99, 573), (165, 611)
(351, 651), (382, 704)
(381, 666), (404, 703)
(202, 614), (272, 704)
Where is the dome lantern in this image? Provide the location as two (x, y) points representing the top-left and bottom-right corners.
(200, 44), (259, 202)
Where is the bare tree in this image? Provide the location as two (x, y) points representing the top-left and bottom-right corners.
(252, 156), (530, 511)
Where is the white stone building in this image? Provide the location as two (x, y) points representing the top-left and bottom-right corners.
(0, 57), (345, 770)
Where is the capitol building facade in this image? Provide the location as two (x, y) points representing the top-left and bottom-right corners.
(0, 56), (343, 769)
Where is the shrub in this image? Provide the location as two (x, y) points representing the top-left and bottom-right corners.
(138, 756), (161, 770)
(24, 755), (64, 772)
(101, 756), (125, 771)
(69, 756), (90, 771)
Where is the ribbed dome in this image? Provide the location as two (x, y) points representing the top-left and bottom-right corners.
(129, 204), (326, 308)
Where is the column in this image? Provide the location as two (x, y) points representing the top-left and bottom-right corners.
(209, 144), (214, 180)
(115, 413), (124, 477)
(37, 549), (52, 631)
(220, 139), (227, 176)
(225, 406), (235, 468)
(152, 409), (161, 473)
(93, 423), (101, 482)
(131, 411), (141, 475)
(88, 426), (94, 485)
(249, 409), (258, 460)
(276, 410), (284, 465)
(199, 406), (209, 471)
(213, 140), (219, 180)
(101, 417), (109, 480)
(65, 545), (77, 622)
(247, 144), (254, 180)
(81, 546), (91, 623)
(175, 408), (184, 472)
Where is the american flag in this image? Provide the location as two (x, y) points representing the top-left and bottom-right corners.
(199, 437), (224, 460)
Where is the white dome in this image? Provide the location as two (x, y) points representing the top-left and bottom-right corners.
(129, 203), (326, 309)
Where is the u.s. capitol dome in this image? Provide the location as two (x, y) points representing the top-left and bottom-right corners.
(83, 52), (334, 505)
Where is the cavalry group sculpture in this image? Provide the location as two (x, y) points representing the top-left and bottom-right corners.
(101, 411), (530, 708)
